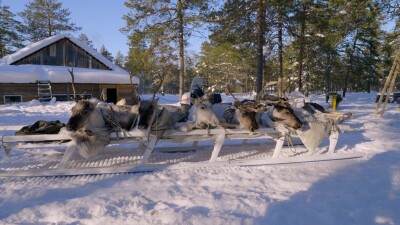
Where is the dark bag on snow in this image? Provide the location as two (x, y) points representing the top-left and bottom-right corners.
(15, 120), (65, 135)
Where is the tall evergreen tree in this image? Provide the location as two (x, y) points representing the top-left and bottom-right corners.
(122, 0), (209, 98)
(0, 0), (24, 57)
(114, 51), (125, 68)
(78, 33), (95, 50)
(329, 0), (385, 97)
(198, 42), (254, 92)
(99, 45), (114, 62)
(202, 0), (258, 92)
(19, 0), (81, 42)
(256, 0), (266, 95)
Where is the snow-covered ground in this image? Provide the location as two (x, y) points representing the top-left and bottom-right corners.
(0, 92), (399, 225)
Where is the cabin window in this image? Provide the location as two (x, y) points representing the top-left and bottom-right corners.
(4, 95), (22, 103)
(53, 94), (92, 101)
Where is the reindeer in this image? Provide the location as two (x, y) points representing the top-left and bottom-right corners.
(65, 74), (218, 158)
(65, 99), (140, 158)
(259, 96), (303, 129)
(190, 92), (303, 132)
(135, 96), (219, 134)
(205, 100), (261, 132)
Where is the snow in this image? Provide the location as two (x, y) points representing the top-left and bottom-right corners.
(0, 92), (400, 225)
(0, 64), (138, 84)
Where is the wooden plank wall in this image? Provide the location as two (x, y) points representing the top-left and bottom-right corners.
(0, 83), (133, 104)
(12, 39), (110, 71)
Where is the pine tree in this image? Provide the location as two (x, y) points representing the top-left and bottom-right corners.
(256, 0), (266, 95)
(198, 42), (254, 92)
(122, 0), (209, 98)
(114, 51), (125, 68)
(0, 0), (24, 57)
(99, 45), (114, 62)
(201, 0), (258, 92)
(78, 33), (95, 50)
(19, 0), (81, 42)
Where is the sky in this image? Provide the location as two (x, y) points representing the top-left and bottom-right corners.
(2, 0), (206, 57)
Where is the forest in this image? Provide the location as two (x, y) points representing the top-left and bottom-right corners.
(1, 0), (399, 98)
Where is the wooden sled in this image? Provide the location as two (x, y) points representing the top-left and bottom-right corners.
(0, 112), (360, 177)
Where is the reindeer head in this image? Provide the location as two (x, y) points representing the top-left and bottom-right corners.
(137, 98), (159, 129)
(268, 100), (303, 129)
(232, 101), (260, 132)
(66, 99), (100, 131)
(225, 88), (262, 132)
(193, 98), (219, 128)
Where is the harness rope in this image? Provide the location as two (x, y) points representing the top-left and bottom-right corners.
(100, 106), (130, 138)
(267, 107), (297, 154)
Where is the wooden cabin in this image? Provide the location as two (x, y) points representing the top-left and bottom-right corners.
(0, 34), (139, 104)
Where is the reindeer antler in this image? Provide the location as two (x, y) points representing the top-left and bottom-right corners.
(225, 85), (241, 103)
(259, 97), (290, 108)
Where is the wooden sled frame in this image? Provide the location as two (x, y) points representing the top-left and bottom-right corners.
(0, 111), (353, 175)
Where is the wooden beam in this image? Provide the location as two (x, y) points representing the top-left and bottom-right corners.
(373, 53), (399, 117)
(380, 62), (399, 117)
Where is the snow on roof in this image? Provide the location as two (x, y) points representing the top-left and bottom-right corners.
(0, 64), (139, 84)
(0, 34), (139, 84)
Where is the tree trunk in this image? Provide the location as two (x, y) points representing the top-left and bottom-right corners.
(325, 52), (332, 93)
(277, 8), (283, 97)
(130, 75), (140, 105)
(67, 68), (76, 100)
(343, 30), (358, 98)
(45, 1), (52, 37)
(177, 0), (185, 99)
(297, 4), (307, 93)
(256, 0), (266, 96)
(48, 17), (52, 37)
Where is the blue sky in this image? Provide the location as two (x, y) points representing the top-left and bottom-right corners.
(3, 0), (205, 57)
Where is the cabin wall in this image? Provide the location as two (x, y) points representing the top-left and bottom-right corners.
(0, 83), (133, 104)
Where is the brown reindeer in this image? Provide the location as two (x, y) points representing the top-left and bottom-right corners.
(259, 96), (303, 129)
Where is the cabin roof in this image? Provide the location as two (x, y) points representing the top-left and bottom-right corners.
(0, 65), (138, 84)
(0, 34), (139, 84)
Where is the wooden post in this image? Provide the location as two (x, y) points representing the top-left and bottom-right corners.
(380, 64), (399, 117)
(373, 53), (399, 117)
